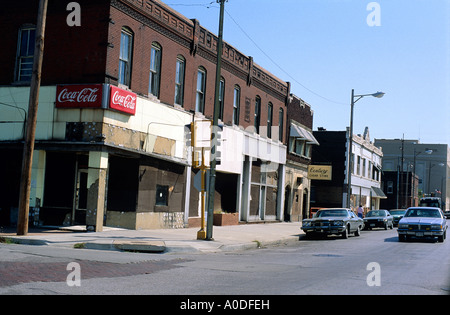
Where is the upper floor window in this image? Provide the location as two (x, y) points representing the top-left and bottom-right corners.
(278, 107), (284, 142)
(149, 42), (162, 97)
(119, 28), (133, 87)
(289, 138), (311, 158)
(174, 55), (185, 106)
(16, 26), (36, 82)
(254, 96), (261, 133)
(233, 85), (240, 125)
(267, 102), (273, 138)
(218, 77), (225, 120)
(195, 67), (206, 113)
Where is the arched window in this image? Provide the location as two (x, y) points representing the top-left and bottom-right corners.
(149, 42), (162, 97)
(218, 77), (225, 120)
(278, 107), (284, 142)
(174, 55), (185, 106)
(267, 102), (273, 138)
(254, 96), (261, 133)
(233, 85), (240, 125)
(195, 67), (206, 113)
(119, 27), (133, 87)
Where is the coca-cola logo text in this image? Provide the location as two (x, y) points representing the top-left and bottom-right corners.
(109, 86), (137, 115)
(56, 84), (103, 108)
(111, 91), (136, 110)
(58, 87), (99, 103)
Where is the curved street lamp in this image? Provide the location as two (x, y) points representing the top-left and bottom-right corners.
(346, 89), (385, 209)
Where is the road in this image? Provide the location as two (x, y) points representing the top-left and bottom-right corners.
(0, 225), (449, 296)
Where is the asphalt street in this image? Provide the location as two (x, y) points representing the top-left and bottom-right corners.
(0, 224), (449, 296)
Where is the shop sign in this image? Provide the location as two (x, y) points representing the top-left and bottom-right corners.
(56, 84), (104, 108)
(109, 85), (137, 115)
(308, 165), (332, 180)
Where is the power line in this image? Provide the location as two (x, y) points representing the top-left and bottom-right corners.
(223, 9), (346, 106)
(166, 1), (347, 105)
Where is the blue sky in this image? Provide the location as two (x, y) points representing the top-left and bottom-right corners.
(162, 0), (450, 145)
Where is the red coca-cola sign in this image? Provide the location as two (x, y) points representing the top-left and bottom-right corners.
(56, 84), (103, 108)
(109, 86), (137, 115)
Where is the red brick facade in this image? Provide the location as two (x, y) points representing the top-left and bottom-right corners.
(1, 0), (289, 142)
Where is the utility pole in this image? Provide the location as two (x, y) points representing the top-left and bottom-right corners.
(206, 0), (227, 240)
(17, 0), (48, 235)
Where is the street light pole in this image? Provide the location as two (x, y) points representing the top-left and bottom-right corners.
(346, 89), (384, 210)
(346, 89), (355, 209)
(206, 0), (227, 240)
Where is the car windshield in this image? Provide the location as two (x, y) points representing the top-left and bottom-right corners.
(404, 209), (441, 218)
(389, 210), (405, 215)
(366, 210), (386, 217)
(316, 210), (348, 217)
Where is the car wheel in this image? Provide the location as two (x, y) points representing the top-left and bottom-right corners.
(438, 231), (446, 243)
(354, 225), (361, 236)
(341, 226), (349, 239)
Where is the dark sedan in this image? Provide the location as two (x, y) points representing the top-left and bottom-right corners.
(301, 208), (364, 239)
(398, 207), (448, 242)
(389, 209), (406, 226)
(364, 210), (394, 230)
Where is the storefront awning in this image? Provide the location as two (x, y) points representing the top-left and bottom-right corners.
(290, 124), (320, 145)
(371, 186), (387, 199)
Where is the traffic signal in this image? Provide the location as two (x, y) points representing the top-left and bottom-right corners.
(211, 124), (223, 165)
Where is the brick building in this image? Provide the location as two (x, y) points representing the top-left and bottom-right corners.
(0, 0), (291, 230)
(284, 95), (319, 221)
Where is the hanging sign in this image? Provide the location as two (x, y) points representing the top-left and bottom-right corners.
(308, 165), (332, 180)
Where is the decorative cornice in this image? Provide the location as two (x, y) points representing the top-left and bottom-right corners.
(115, 0), (289, 101)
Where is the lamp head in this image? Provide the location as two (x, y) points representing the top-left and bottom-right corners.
(372, 91), (385, 98)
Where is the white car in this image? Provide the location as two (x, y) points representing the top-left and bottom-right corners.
(397, 207), (448, 242)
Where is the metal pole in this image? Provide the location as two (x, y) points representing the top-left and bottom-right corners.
(17, 0), (48, 235)
(206, 0), (226, 240)
(346, 89), (354, 209)
(197, 148), (207, 240)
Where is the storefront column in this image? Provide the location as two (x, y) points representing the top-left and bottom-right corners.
(240, 156), (252, 222)
(86, 151), (108, 232)
(276, 163), (286, 221)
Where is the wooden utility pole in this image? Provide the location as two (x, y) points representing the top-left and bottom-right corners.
(17, 0), (48, 235)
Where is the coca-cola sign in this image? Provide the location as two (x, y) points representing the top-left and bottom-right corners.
(56, 84), (103, 108)
(109, 86), (137, 115)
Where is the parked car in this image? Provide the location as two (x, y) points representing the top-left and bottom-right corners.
(388, 209), (406, 226)
(398, 207), (448, 242)
(364, 210), (394, 230)
(301, 208), (364, 239)
(444, 209), (450, 219)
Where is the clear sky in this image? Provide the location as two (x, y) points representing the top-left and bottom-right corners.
(161, 0), (450, 145)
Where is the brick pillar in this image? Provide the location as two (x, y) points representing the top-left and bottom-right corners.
(86, 151), (108, 232)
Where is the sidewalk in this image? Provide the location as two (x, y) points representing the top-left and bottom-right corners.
(0, 222), (304, 254)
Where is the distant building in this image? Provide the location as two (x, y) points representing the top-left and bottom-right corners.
(284, 95), (319, 221)
(311, 127), (385, 214)
(374, 139), (450, 210)
(379, 171), (419, 210)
